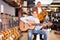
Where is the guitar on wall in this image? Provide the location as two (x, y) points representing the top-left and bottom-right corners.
(19, 20), (53, 31)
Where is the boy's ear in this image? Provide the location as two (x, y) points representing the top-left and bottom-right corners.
(31, 13), (33, 15)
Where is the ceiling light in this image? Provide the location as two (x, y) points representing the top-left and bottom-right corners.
(35, 0), (53, 5)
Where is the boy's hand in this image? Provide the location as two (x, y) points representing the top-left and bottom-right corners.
(26, 20), (35, 26)
(42, 21), (53, 27)
(42, 23), (47, 27)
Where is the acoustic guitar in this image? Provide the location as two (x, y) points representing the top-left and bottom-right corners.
(33, 7), (47, 22)
(37, 11), (47, 22)
(19, 20), (35, 31)
(19, 20), (53, 31)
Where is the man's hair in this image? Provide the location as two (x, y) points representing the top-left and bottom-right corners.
(37, 1), (41, 4)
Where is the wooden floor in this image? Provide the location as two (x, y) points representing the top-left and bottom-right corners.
(20, 30), (60, 40)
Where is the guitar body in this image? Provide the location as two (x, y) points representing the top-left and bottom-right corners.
(1, 29), (10, 40)
(12, 27), (19, 40)
(0, 33), (4, 40)
(33, 7), (47, 22)
(19, 20), (35, 31)
(19, 21), (29, 31)
(37, 11), (47, 22)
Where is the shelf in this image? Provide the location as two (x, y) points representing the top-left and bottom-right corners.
(3, 0), (19, 7)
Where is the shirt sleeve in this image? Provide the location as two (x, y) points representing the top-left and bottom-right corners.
(44, 15), (49, 21)
(20, 17), (29, 23)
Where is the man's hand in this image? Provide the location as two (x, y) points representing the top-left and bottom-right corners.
(41, 21), (53, 27)
(29, 26), (35, 30)
(41, 23), (47, 27)
(26, 20), (35, 26)
(47, 21), (53, 26)
(26, 20), (35, 30)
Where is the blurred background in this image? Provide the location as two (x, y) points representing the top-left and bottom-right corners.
(0, 0), (60, 40)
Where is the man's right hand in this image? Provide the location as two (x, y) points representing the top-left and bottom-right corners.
(26, 20), (35, 30)
(42, 23), (47, 27)
(41, 22), (48, 27)
(41, 21), (53, 27)
(26, 20), (35, 26)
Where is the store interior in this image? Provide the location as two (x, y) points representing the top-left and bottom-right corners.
(0, 0), (60, 40)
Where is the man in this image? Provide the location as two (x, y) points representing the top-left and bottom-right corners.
(20, 11), (48, 40)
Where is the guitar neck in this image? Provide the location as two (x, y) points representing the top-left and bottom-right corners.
(32, 24), (41, 26)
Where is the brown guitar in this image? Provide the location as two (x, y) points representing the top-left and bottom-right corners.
(33, 7), (47, 22)
(19, 20), (35, 31)
(19, 21), (29, 31)
(37, 9), (47, 22)
(19, 20), (53, 31)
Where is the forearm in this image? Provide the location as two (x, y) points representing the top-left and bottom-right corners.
(20, 17), (28, 23)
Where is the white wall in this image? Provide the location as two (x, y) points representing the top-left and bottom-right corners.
(0, 0), (15, 16)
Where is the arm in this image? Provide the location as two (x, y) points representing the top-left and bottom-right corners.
(20, 16), (35, 31)
(20, 16), (35, 25)
(44, 14), (49, 21)
(20, 17), (29, 23)
(20, 17), (30, 31)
